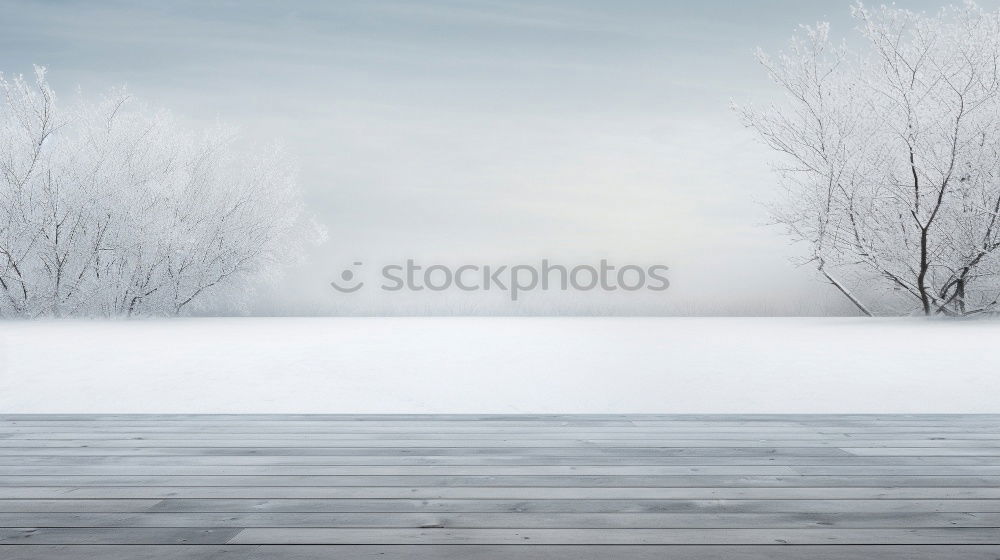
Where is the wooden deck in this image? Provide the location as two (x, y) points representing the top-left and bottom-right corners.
(1, 415), (999, 558)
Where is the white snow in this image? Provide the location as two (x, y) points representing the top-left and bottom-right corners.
(1, 317), (998, 413)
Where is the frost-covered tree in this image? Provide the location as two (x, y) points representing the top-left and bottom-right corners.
(737, 2), (1000, 316)
(0, 67), (320, 317)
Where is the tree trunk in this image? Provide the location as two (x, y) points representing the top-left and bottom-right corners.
(917, 226), (931, 315)
(956, 278), (966, 314)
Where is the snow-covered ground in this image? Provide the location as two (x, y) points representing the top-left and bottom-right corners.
(1, 317), (998, 413)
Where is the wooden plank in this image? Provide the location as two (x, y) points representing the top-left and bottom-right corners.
(3, 486), (1000, 499)
(3, 511), (1000, 528)
(794, 466), (1000, 475)
(7, 424), (1000, 439)
(3, 545), (1000, 560)
(0, 527), (239, 544)
(1, 421), (649, 428)
(10, 431), (1000, 439)
(6, 498), (1000, 515)
(4, 474), (1000, 487)
(2, 414), (645, 421)
(0, 447), (858, 456)
(0, 465), (804, 476)
(3, 497), (1000, 514)
(4, 438), (999, 447)
(0, 527), (993, 545)
(3, 412), (996, 418)
(9, 464), (1000, 476)
(843, 448), (1000, 456)
(2, 455), (997, 466)
(3, 412), (995, 421)
(140, 498), (1000, 514)
(0, 413), (971, 418)
(2, 417), (994, 424)
(227, 527), (1000, 545)
(0, 500), (162, 513)
(0, 416), (1000, 430)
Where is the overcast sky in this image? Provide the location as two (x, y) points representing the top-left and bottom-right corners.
(4, 0), (993, 315)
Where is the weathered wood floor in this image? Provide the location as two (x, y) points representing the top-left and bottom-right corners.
(1, 415), (999, 559)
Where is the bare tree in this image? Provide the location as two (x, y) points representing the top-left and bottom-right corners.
(0, 67), (322, 317)
(737, 2), (1000, 316)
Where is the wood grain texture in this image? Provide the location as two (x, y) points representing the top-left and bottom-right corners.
(2, 546), (1000, 560)
(0, 414), (998, 558)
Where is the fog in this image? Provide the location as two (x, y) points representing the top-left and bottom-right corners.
(4, 0), (989, 315)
